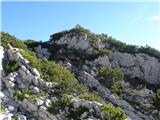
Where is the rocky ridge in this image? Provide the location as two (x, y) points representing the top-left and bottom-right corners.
(1, 26), (160, 120)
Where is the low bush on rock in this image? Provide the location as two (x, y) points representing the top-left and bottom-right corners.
(98, 66), (124, 96)
(153, 89), (160, 109)
(98, 48), (113, 60)
(20, 49), (98, 96)
(1, 32), (27, 49)
(11, 115), (19, 120)
(107, 37), (160, 59)
(14, 88), (46, 102)
(48, 96), (93, 120)
(3, 61), (20, 75)
(0, 104), (6, 112)
(101, 103), (127, 120)
(79, 93), (102, 102)
(47, 96), (72, 114)
(67, 105), (89, 120)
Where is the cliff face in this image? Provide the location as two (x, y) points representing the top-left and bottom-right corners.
(0, 26), (160, 120)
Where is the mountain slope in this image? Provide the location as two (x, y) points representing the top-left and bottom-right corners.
(0, 26), (160, 120)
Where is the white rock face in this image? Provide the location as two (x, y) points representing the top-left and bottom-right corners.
(7, 46), (29, 64)
(6, 81), (15, 88)
(35, 99), (44, 106)
(18, 115), (27, 120)
(45, 99), (51, 107)
(8, 105), (14, 111)
(0, 92), (5, 99)
(32, 68), (41, 77)
(0, 112), (13, 120)
(55, 32), (93, 52)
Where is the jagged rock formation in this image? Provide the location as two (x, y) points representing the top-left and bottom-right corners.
(112, 52), (160, 86)
(1, 26), (160, 120)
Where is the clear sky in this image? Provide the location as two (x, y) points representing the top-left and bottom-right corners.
(1, 1), (160, 50)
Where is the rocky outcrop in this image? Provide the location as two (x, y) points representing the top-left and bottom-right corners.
(34, 45), (50, 59)
(55, 32), (93, 53)
(112, 52), (160, 86)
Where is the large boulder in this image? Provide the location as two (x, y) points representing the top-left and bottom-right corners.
(112, 52), (160, 86)
(112, 52), (136, 67)
(135, 53), (160, 85)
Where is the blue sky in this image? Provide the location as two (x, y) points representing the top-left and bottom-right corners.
(1, 1), (160, 50)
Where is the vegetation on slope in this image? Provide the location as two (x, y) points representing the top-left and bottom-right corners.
(3, 61), (20, 75)
(1, 32), (27, 49)
(153, 89), (160, 109)
(101, 103), (127, 120)
(98, 66), (124, 96)
(107, 37), (160, 59)
(20, 49), (89, 95)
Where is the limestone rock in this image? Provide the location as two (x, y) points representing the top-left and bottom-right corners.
(8, 105), (14, 111)
(112, 52), (136, 67)
(18, 115), (27, 120)
(112, 52), (160, 86)
(34, 45), (50, 59)
(32, 68), (41, 77)
(0, 91), (5, 99)
(32, 87), (40, 93)
(35, 99), (44, 106)
(55, 32), (93, 52)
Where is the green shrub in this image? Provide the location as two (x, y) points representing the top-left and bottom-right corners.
(24, 39), (39, 48)
(139, 45), (160, 60)
(107, 37), (160, 59)
(156, 89), (160, 99)
(1, 32), (27, 49)
(48, 96), (72, 114)
(14, 88), (33, 101)
(67, 106), (89, 120)
(79, 93), (102, 102)
(48, 96), (89, 120)
(20, 49), (89, 95)
(0, 104), (6, 113)
(101, 103), (127, 120)
(99, 48), (113, 60)
(14, 90), (25, 101)
(98, 66), (124, 96)
(3, 61), (20, 75)
(153, 89), (160, 109)
(98, 66), (124, 88)
(14, 88), (46, 102)
(11, 115), (18, 120)
(111, 82), (122, 96)
(50, 30), (69, 41)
